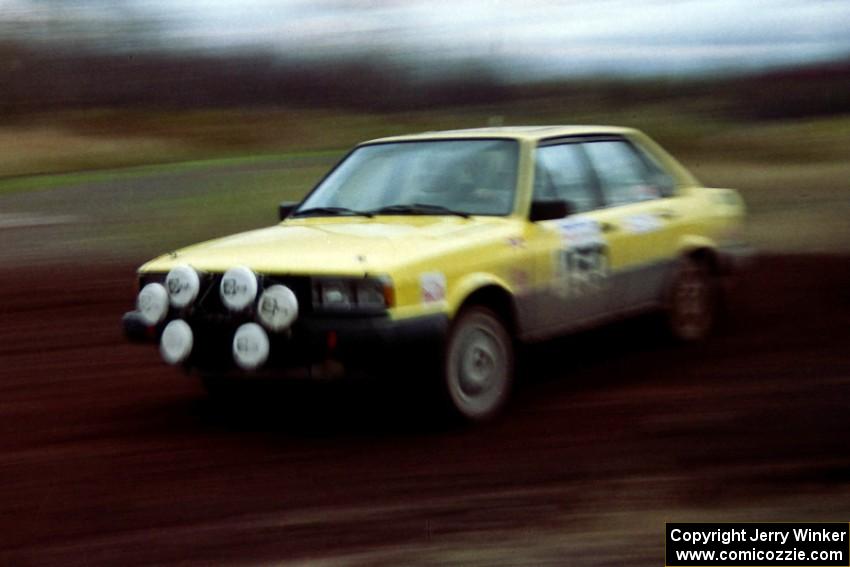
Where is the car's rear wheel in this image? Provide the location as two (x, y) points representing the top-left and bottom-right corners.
(665, 256), (718, 341)
(442, 306), (514, 422)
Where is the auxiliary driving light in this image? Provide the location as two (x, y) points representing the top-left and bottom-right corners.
(165, 264), (200, 308)
(160, 319), (193, 365)
(232, 323), (270, 370)
(257, 284), (298, 331)
(137, 282), (169, 325)
(220, 266), (258, 311)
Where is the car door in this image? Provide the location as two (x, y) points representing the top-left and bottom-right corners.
(523, 140), (614, 337)
(580, 138), (681, 310)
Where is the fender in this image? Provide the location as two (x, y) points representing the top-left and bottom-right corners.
(447, 272), (515, 319)
(676, 234), (719, 258)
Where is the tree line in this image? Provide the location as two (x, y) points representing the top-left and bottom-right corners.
(1, 39), (848, 120)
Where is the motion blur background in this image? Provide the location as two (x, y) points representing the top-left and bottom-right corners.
(1, 0), (849, 258)
(1, 2), (850, 566)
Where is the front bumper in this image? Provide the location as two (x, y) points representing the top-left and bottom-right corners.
(123, 310), (448, 376)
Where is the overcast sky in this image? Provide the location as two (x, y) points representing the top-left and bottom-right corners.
(4, 0), (850, 77)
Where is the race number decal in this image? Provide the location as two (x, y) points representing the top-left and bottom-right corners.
(556, 245), (609, 297)
(553, 217), (609, 298)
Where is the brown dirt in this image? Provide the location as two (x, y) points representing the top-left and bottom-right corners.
(0, 255), (849, 565)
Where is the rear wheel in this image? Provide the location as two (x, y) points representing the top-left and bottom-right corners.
(665, 256), (718, 341)
(442, 306), (514, 422)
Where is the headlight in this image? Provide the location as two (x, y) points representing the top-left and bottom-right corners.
(136, 282), (169, 325)
(257, 284), (298, 331)
(355, 278), (393, 308)
(312, 277), (393, 311)
(220, 266), (258, 311)
(165, 264), (200, 308)
(318, 280), (354, 309)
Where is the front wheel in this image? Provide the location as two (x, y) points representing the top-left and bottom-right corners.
(442, 306), (514, 422)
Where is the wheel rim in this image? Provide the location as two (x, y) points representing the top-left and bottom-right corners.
(458, 328), (500, 396)
(449, 320), (509, 418)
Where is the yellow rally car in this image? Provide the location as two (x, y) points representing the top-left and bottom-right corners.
(123, 126), (750, 421)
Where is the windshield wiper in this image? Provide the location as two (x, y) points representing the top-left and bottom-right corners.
(292, 206), (373, 218)
(370, 203), (470, 218)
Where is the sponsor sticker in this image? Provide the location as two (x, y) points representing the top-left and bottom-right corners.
(622, 213), (663, 234)
(555, 216), (604, 247)
(420, 272), (447, 303)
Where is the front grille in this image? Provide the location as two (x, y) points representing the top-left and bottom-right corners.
(137, 271), (341, 371)
(193, 273), (313, 317)
(189, 322), (320, 372)
(139, 272), (312, 311)
(188, 273), (317, 371)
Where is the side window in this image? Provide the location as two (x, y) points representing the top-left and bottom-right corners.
(632, 144), (676, 197)
(534, 144), (599, 213)
(582, 140), (660, 206)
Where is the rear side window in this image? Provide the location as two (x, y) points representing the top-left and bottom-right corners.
(632, 144), (676, 197)
(582, 140), (661, 206)
(534, 144), (600, 213)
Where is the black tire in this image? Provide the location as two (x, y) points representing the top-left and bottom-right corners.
(664, 256), (718, 342)
(441, 306), (514, 422)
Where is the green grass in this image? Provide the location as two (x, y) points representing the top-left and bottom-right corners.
(3, 103), (848, 180)
(115, 162), (333, 253)
(0, 148), (342, 197)
(1, 106), (848, 258)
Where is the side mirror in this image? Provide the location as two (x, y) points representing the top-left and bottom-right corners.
(529, 199), (574, 222)
(279, 201), (298, 221)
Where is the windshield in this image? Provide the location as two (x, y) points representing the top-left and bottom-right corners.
(295, 139), (519, 217)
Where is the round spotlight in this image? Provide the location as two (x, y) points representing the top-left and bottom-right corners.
(165, 264), (200, 308)
(136, 282), (169, 325)
(160, 319), (193, 365)
(257, 284), (298, 331)
(232, 323), (270, 370)
(220, 266), (258, 311)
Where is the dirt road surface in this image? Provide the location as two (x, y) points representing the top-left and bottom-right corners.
(1, 254), (849, 565)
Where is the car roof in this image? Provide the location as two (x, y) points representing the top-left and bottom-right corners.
(363, 125), (639, 144)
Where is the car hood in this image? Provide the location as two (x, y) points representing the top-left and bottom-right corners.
(139, 216), (520, 275)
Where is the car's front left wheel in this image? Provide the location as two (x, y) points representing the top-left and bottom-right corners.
(442, 306), (514, 422)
